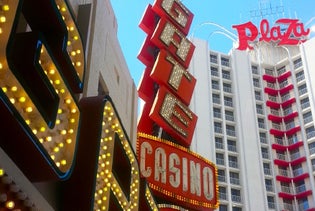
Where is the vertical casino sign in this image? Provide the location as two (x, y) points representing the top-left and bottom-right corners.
(0, 0), (159, 210)
(137, 0), (219, 210)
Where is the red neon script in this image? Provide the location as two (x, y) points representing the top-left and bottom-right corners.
(233, 19), (310, 50)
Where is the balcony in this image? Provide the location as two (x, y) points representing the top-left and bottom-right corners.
(218, 175), (226, 182)
(229, 161), (238, 168)
(231, 195), (242, 203)
(216, 158), (225, 166)
(230, 177), (240, 185)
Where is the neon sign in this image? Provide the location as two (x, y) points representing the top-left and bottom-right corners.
(137, 0), (218, 210)
(233, 18), (310, 50)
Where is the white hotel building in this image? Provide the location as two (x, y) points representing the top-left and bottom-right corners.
(189, 37), (315, 211)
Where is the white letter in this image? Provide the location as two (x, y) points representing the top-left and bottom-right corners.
(203, 167), (214, 200)
(190, 161), (201, 196)
(140, 142), (152, 177)
(169, 153), (180, 188)
(155, 147), (167, 184)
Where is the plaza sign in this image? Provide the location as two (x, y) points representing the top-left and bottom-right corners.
(233, 18), (310, 50)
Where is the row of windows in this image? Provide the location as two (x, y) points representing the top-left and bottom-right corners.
(210, 54), (230, 67)
(212, 80), (232, 93)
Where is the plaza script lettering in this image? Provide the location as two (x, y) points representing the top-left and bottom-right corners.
(233, 18), (310, 50)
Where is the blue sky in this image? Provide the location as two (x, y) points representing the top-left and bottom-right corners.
(111, 1), (315, 86)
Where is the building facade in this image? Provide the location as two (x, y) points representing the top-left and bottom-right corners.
(0, 0), (140, 210)
(190, 37), (315, 211)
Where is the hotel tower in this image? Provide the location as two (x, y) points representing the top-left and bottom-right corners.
(189, 36), (315, 211)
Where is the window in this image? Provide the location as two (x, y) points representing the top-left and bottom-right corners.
(226, 125), (236, 137)
(222, 70), (231, 80)
(216, 153), (225, 165)
(303, 111), (313, 124)
(261, 147), (269, 159)
(277, 66), (286, 75)
(212, 80), (220, 90)
(283, 106), (293, 116)
(218, 169), (226, 182)
(228, 140), (237, 152)
(293, 58), (302, 69)
(232, 207), (242, 211)
(256, 104), (263, 114)
(255, 90), (262, 101)
(211, 66), (219, 76)
(213, 107), (221, 118)
(295, 180), (306, 194)
(224, 96), (233, 107)
(230, 172), (240, 185)
(306, 126), (315, 139)
(259, 132), (267, 144)
(219, 186), (227, 200)
(298, 83), (307, 95)
(309, 142), (315, 155)
(298, 198), (309, 210)
(252, 65), (258, 74)
(228, 155), (238, 168)
(263, 163), (271, 175)
(215, 137), (224, 149)
(214, 122), (222, 134)
(212, 93), (220, 104)
(258, 118), (265, 129)
(265, 179), (273, 192)
(221, 57), (230, 67)
(210, 54), (218, 63)
(223, 83), (232, 93)
(253, 78), (260, 87)
(225, 110), (234, 121)
(231, 188), (241, 202)
(296, 70), (305, 82)
(311, 159), (315, 171)
(285, 119), (295, 130)
(279, 79), (288, 89)
(300, 97), (310, 110)
(265, 68), (274, 76)
(219, 204), (228, 211)
(267, 196), (275, 209)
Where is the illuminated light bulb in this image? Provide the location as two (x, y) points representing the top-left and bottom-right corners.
(73, 35), (79, 40)
(0, 16), (6, 23)
(56, 119), (61, 125)
(54, 79), (61, 85)
(49, 69), (55, 75)
(61, 7), (66, 12)
(25, 119), (30, 125)
(58, 108), (63, 114)
(51, 155), (55, 160)
(61, 159), (67, 165)
(56, 162), (60, 167)
(71, 51), (76, 56)
(70, 118), (75, 123)
(0, 27), (2, 34)
(2, 5), (9, 11)
(19, 96), (26, 103)
(25, 106), (33, 113)
(60, 129), (67, 135)
(0, 168), (4, 176)
(67, 41), (71, 46)
(11, 86), (17, 91)
(66, 138), (72, 144)
(32, 129), (37, 134)
(76, 49), (81, 54)
(59, 143), (64, 148)
(71, 108), (77, 113)
(0, 62), (3, 69)
(69, 26), (74, 31)
(54, 147), (59, 152)
(60, 88), (65, 94)
(5, 201), (15, 209)
(39, 138), (44, 143)
(65, 98), (71, 104)
(9, 98), (15, 104)
(2, 87), (7, 92)
(46, 136), (52, 142)
(68, 129), (74, 134)
(40, 126), (46, 132)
